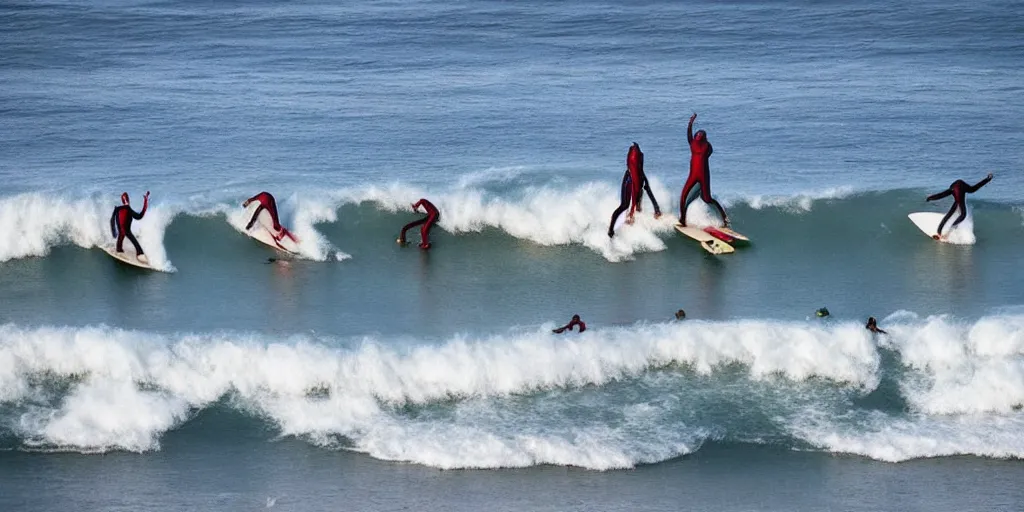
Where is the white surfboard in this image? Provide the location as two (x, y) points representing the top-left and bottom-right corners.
(101, 244), (157, 270)
(244, 204), (301, 255)
(908, 212), (972, 243)
(674, 224), (735, 255)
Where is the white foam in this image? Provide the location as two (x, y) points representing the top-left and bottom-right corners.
(879, 314), (1024, 415)
(0, 319), (877, 462)
(791, 409), (1024, 462)
(3, 314), (1023, 466)
(788, 313), (1024, 462)
(942, 210), (976, 245)
(722, 186), (856, 212)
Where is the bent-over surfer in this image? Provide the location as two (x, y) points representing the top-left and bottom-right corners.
(925, 173), (993, 240)
(608, 142), (661, 237)
(244, 192), (297, 242)
(398, 198), (439, 250)
(110, 191), (149, 257)
(679, 113), (728, 227)
(553, 314), (586, 334)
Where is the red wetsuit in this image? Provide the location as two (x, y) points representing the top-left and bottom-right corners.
(926, 175), (993, 236)
(554, 316), (586, 333)
(110, 195), (148, 255)
(565, 317), (586, 332)
(627, 143), (644, 215)
(400, 198), (439, 249)
(245, 192), (283, 231)
(607, 145), (661, 237)
(679, 117), (728, 226)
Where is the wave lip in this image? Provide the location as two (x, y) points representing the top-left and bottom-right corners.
(0, 192), (176, 271)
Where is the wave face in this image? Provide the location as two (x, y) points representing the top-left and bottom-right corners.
(0, 183), (1019, 267)
(2, 313), (1022, 468)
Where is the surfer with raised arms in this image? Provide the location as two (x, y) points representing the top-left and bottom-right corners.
(553, 314), (586, 334)
(925, 173), (993, 240)
(398, 198), (439, 250)
(679, 113), (729, 227)
(244, 192), (297, 243)
(608, 142), (661, 237)
(110, 191), (149, 258)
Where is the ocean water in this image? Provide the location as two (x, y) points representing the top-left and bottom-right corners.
(2, 0), (1023, 510)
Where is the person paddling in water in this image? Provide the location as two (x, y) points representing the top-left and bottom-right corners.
(866, 317), (887, 334)
(925, 173), (993, 240)
(608, 142), (661, 237)
(110, 191), (149, 258)
(398, 198), (439, 250)
(244, 192), (298, 243)
(553, 314), (586, 334)
(679, 113), (729, 227)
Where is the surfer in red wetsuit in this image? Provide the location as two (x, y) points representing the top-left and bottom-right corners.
(398, 198), (439, 250)
(110, 191), (149, 255)
(865, 317), (887, 335)
(608, 143), (661, 237)
(925, 173), (993, 239)
(553, 314), (586, 334)
(244, 192), (297, 242)
(679, 113), (729, 227)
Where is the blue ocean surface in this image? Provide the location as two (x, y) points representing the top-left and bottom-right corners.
(1, 1), (1023, 510)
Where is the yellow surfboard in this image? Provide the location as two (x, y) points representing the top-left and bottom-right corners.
(101, 244), (157, 270)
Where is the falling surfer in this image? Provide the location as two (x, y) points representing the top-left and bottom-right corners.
(244, 191), (298, 244)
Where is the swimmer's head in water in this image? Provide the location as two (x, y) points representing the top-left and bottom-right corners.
(675, 309), (686, 320)
(815, 307), (830, 317)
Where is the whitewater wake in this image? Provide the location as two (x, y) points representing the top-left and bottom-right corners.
(1, 313), (1022, 468)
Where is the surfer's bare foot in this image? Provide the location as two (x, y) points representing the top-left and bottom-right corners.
(626, 215), (635, 225)
(932, 234), (941, 240)
(654, 212), (662, 219)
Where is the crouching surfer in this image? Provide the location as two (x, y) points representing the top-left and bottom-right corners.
(244, 192), (298, 243)
(398, 198), (440, 250)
